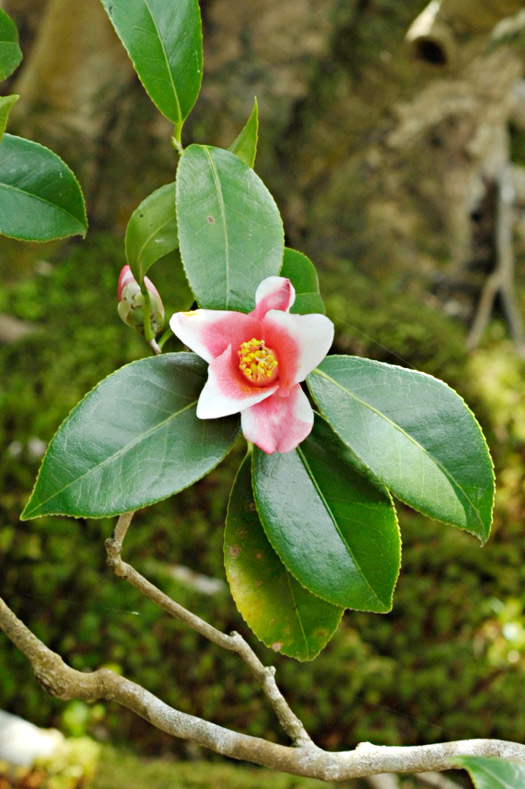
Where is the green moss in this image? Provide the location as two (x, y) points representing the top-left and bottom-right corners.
(1, 231), (525, 761)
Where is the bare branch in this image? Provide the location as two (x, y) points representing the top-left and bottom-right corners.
(150, 562), (226, 596)
(1, 595), (524, 782)
(467, 166), (525, 357)
(105, 512), (313, 747)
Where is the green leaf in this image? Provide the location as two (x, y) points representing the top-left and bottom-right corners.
(125, 182), (178, 283)
(455, 756), (525, 788)
(0, 134), (87, 241)
(100, 0), (202, 133)
(225, 454), (343, 661)
(281, 247), (325, 314)
(176, 144), (284, 311)
(229, 99), (259, 169)
(0, 94), (18, 139)
(0, 9), (22, 80)
(22, 353), (239, 519)
(307, 356), (494, 543)
(253, 416), (400, 611)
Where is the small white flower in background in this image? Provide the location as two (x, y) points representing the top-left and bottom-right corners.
(0, 710), (64, 767)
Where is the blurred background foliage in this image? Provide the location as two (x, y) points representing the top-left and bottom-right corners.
(1, 0), (525, 786)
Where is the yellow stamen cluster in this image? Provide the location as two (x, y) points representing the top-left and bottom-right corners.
(238, 338), (278, 386)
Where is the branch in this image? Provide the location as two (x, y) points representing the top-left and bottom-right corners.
(467, 166), (525, 357)
(105, 512), (313, 748)
(1, 595), (524, 782)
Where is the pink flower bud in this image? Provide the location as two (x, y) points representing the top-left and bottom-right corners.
(117, 265), (164, 335)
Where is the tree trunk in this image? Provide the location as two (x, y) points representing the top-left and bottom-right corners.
(7, 0), (139, 215)
(6, 0), (525, 335)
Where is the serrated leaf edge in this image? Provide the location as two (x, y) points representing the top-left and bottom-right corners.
(308, 356), (495, 544)
(0, 133), (87, 240)
(252, 442), (400, 613)
(21, 353), (239, 520)
(125, 182), (178, 281)
(224, 455), (344, 661)
(101, 0), (203, 126)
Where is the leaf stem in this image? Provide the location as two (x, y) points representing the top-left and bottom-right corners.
(171, 134), (184, 156)
(141, 287), (155, 343)
(157, 327), (172, 350)
(149, 338), (162, 355)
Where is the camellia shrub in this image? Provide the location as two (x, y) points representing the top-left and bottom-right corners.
(0, 1), (524, 785)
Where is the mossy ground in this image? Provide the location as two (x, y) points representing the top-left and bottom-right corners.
(0, 231), (524, 786)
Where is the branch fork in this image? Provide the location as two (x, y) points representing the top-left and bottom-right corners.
(1, 511), (524, 782)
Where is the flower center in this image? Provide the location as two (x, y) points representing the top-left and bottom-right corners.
(238, 338), (279, 386)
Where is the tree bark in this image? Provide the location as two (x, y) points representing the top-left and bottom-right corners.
(7, 0), (138, 213)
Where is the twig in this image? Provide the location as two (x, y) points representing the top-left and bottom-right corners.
(467, 166), (525, 357)
(105, 512), (313, 748)
(1, 595), (525, 782)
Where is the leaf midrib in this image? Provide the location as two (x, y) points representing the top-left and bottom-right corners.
(297, 446), (386, 608)
(27, 398), (197, 514)
(142, 0), (182, 122)
(473, 765), (516, 789)
(203, 146), (231, 307)
(135, 210), (177, 279)
(311, 366), (484, 531)
(284, 572), (309, 658)
(0, 181), (84, 227)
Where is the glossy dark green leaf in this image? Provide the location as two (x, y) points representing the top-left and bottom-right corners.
(225, 454), (343, 661)
(0, 134), (87, 241)
(0, 9), (22, 80)
(253, 417), (400, 611)
(176, 144), (284, 311)
(22, 353), (239, 519)
(281, 247), (325, 314)
(455, 756), (525, 788)
(100, 0), (202, 134)
(307, 356), (494, 543)
(125, 183), (178, 283)
(0, 94), (17, 139)
(229, 99), (258, 169)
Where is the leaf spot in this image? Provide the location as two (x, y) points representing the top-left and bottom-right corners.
(207, 215), (215, 224)
(255, 550), (263, 560)
(228, 544), (240, 558)
(271, 642), (282, 652)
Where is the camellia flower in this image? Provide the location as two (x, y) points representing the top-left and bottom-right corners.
(170, 276), (334, 454)
(117, 264), (164, 335)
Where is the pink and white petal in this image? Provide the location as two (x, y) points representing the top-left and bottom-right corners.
(252, 276), (295, 319)
(197, 345), (278, 419)
(170, 310), (260, 363)
(118, 265), (135, 299)
(241, 384), (314, 454)
(263, 310), (334, 385)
